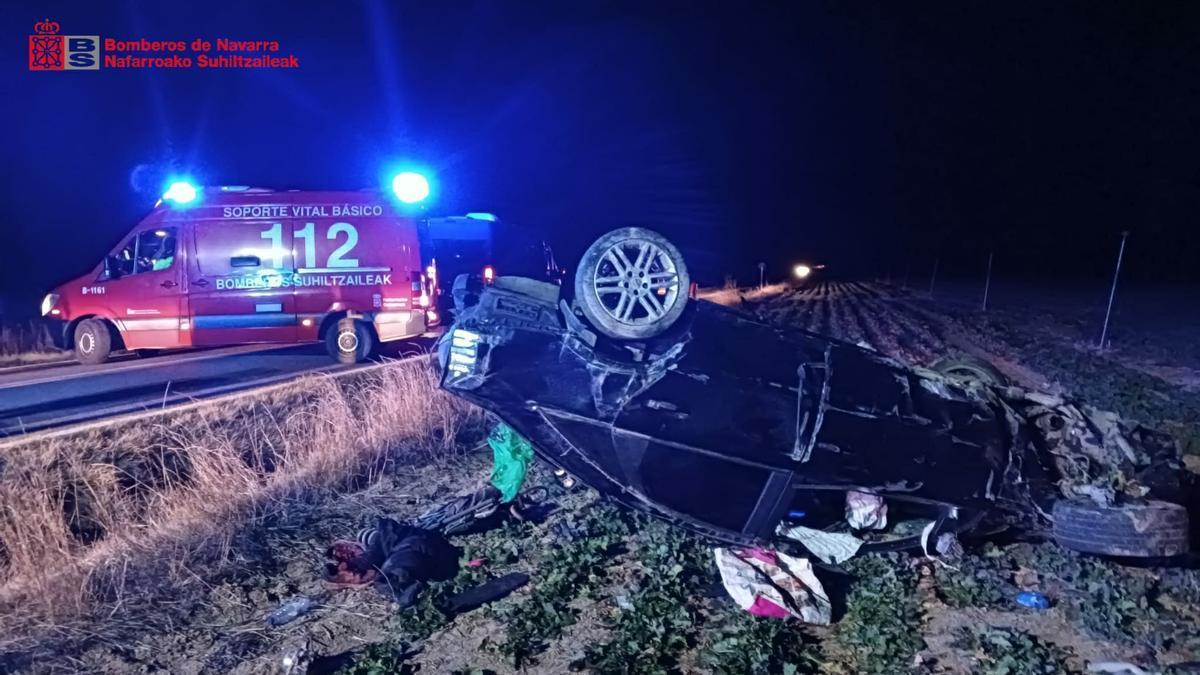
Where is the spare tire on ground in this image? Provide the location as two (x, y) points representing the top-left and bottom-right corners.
(1052, 499), (1189, 557)
(573, 227), (690, 340)
(929, 354), (1008, 387)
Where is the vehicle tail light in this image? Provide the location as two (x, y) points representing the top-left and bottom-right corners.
(483, 265), (495, 284)
(447, 328), (481, 376)
(425, 259), (439, 306)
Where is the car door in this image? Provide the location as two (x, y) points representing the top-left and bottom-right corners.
(100, 226), (184, 350)
(188, 218), (298, 345)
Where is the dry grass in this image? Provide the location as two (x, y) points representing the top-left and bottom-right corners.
(0, 320), (66, 367)
(0, 357), (482, 664)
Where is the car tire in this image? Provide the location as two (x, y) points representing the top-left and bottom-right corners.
(573, 227), (690, 340)
(74, 319), (112, 365)
(930, 354), (1008, 386)
(325, 318), (375, 363)
(1052, 499), (1189, 557)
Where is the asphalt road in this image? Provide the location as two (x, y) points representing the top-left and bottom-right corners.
(0, 340), (432, 437)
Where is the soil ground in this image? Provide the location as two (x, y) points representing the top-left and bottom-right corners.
(20, 281), (1200, 674)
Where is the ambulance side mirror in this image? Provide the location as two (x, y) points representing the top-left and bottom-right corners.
(102, 256), (121, 280)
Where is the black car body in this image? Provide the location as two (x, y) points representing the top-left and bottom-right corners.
(437, 230), (1190, 558)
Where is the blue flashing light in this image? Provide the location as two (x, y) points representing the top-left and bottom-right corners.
(162, 180), (199, 205)
(391, 172), (430, 204)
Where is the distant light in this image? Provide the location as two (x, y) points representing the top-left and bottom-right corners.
(426, 264), (437, 281)
(162, 181), (198, 204)
(391, 172), (430, 204)
(465, 212), (498, 222)
(426, 309), (438, 323)
(154, 230), (168, 237)
(483, 265), (495, 283)
(793, 264), (813, 280)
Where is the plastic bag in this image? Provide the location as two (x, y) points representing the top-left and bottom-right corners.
(488, 422), (533, 503)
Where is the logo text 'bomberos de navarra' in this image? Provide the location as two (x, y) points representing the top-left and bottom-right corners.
(28, 19), (99, 70)
(27, 20), (301, 71)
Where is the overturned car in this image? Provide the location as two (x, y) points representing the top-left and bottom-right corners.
(437, 227), (1191, 559)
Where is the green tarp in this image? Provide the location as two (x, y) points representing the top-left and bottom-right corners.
(488, 422), (533, 503)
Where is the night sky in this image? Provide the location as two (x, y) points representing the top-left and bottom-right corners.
(2, 2), (1198, 316)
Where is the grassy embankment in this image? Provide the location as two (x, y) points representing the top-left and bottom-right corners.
(0, 320), (66, 367)
(0, 357), (482, 667)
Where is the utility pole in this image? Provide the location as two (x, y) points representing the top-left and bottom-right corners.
(928, 256), (940, 296)
(758, 262), (765, 289)
(1098, 231), (1130, 350)
(981, 251), (994, 311)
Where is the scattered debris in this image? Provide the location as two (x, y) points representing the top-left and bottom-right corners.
(846, 491), (889, 531)
(713, 547), (831, 624)
(266, 596), (317, 627)
(487, 421), (533, 503)
(777, 524), (863, 564)
(441, 572), (529, 617)
(278, 639), (311, 674)
(1015, 590), (1052, 610)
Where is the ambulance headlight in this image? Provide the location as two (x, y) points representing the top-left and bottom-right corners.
(162, 181), (199, 205)
(391, 172), (430, 204)
(41, 293), (59, 317)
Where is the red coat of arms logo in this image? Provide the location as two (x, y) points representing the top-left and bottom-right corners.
(29, 19), (64, 70)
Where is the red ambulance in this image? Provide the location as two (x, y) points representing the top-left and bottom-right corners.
(40, 184), (440, 364)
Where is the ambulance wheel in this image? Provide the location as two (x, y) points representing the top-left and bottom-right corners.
(74, 319), (112, 365)
(325, 319), (375, 363)
(574, 227), (690, 340)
